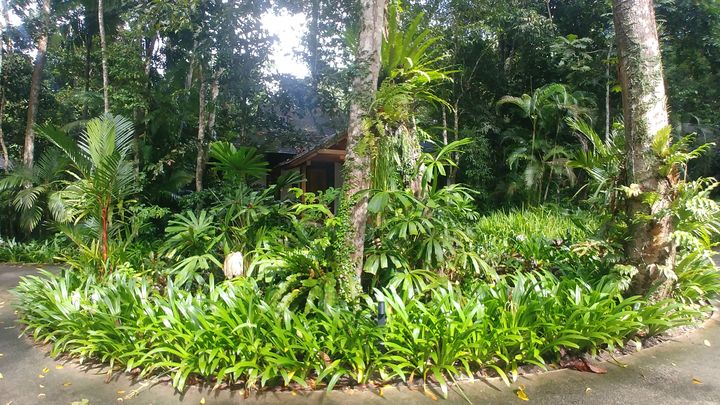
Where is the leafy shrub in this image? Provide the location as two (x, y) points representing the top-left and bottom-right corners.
(0, 235), (73, 263)
(14, 269), (702, 397)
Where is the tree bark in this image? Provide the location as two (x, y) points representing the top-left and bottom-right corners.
(98, 0), (110, 114)
(0, 0), (8, 172)
(343, 0), (385, 278)
(206, 67), (223, 141)
(0, 87), (8, 173)
(605, 42), (613, 139)
(612, 0), (676, 297)
(23, 0), (51, 168)
(195, 67), (207, 192)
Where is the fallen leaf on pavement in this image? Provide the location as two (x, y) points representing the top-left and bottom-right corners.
(116, 390), (125, 395)
(200, 398), (206, 404)
(55, 365), (64, 369)
(37, 393), (46, 398)
(42, 367), (49, 373)
(560, 357), (607, 374)
(703, 340), (711, 347)
(692, 378), (703, 385)
(423, 387), (438, 401)
(37, 374), (45, 378)
(585, 387), (592, 394)
(63, 382), (72, 387)
(515, 385), (529, 401)
(0, 373), (3, 379)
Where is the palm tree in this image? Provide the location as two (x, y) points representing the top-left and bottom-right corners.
(41, 114), (137, 267)
(498, 83), (587, 203)
(0, 151), (69, 232)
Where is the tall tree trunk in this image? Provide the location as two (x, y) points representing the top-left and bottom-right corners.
(98, 0), (109, 114)
(195, 67), (207, 192)
(206, 67), (223, 142)
(131, 33), (156, 179)
(0, 0), (8, 172)
(177, 40), (197, 141)
(23, 0), (51, 168)
(83, 35), (92, 120)
(447, 99), (460, 185)
(612, 0), (676, 297)
(343, 0), (385, 279)
(605, 41), (613, 139)
(0, 87), (8, 173)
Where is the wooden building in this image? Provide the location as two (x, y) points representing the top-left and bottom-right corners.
(274, 133), (347, 193)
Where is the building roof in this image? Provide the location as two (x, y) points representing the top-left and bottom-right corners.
(277, 132), (347, 169)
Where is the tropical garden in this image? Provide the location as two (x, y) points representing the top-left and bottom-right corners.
(0, 0), (719, 399)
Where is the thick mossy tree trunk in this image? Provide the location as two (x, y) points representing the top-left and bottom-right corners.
(343, 0), (385, 279)
(612, 0), (676, 297)
(23, 0), (51, 168)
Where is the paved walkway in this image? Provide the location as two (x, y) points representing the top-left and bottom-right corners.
(0, 264), (719, 404)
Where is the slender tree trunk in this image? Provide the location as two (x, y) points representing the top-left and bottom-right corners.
(612, 0), (676, 298)
(0, 0), (8, 172)
(343, 0), (385, 279)
(177, 40), (197, 141)
(0, 87), (8, 173)
(448, 99), (460, 184)
(98, 0), (109, 114)
(23, 0), (51, 168)
(605, 41), (613, 138)
(131, 33), (156, 179)
(195, 67), (207, 192)
(206, 67), (223, 141)
(83, 36), (92, 119)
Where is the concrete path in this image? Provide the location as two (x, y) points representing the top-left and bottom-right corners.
(0, 264), (719, 405)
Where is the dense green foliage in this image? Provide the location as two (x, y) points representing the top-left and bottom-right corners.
(14, 267), (703, 395)
(3, 0), (720, 398)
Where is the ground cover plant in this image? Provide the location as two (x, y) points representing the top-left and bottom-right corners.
(13, 267), (702, 396)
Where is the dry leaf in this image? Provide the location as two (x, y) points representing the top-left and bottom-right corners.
(6, 401), (13, 405)
(37, 374), (45, 379)
(0, 373), (3, 379)
(560, 357), (607, 374)
(116, 391), (125, 395)
(692, 378), (703, 385)
(63, 382), (72, 387)
(42, 367), (49, 373)
(378, 388), (384, 398)
(116, 399), (123, 402)
(55, 365), (64, 369)
(39, 384), (45, 388)
(199, 398), (206, 404)
(515, 385), (529, 401)
(703, 340), (711, 347)
(585, 387), (592, 394)
(37, 393), (46, 398)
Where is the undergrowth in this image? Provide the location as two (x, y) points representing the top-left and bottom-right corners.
(14, 268), (704, 397)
